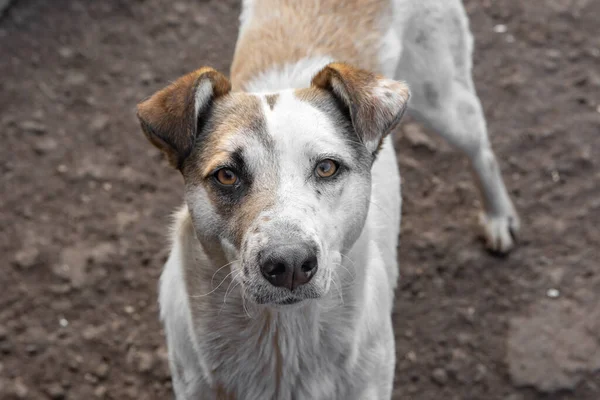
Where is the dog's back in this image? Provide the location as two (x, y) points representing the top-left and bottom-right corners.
(232, 0), (390, 90)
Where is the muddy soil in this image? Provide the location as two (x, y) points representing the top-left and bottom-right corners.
(1, 0), (599, 399)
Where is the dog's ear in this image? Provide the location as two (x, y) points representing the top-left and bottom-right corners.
(311, 62), (410, 155)
(136, 67), (232, 169)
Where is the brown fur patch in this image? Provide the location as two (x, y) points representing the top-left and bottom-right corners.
(181, 93), (265, 180)
(214, 382), (237, 400)
(265, 93), (279, 110)
(229, 185), (275, 247)
(230, 0), (390, 89)
(180, 92), (276, 247)
(137, 67), (231, 169)
(294, 86), (331, 104)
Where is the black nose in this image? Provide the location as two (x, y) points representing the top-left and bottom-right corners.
(259, 244), (318, 291)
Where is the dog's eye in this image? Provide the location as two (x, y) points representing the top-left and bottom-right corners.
(315, 159), (338, 178)
(215, 168), (238, 186)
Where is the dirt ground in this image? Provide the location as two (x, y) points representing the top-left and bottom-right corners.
(1, 0), (599, 399)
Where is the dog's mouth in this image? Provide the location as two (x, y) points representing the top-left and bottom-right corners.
(275, 296), (303, 306)
(243, 282), (322, 306)
(251, 292), (317, 306)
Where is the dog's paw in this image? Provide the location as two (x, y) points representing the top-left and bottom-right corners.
(478, 211), (520, 254)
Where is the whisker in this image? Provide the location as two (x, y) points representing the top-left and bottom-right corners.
(319, 270), (343, 312)
(333, 261), (356, 283)
(367, 199), (393, 221)
(190, 269), (238, 298)
(210, 259), (240, 288)
(339, 253), (358, 271)
(329, 269), (345, 306)
(223, 273), (241, 304)
(241, 287), (254, 320)
(218, 273), (241, 316)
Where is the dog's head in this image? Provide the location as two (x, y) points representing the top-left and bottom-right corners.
(137, 63), (409, 306)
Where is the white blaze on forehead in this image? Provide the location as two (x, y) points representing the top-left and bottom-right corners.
(260, 90), (352, 160)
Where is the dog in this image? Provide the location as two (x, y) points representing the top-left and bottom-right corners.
(136, 0), (520, 398)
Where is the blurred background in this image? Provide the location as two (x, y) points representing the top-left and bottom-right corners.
(1, 0), (599, 399)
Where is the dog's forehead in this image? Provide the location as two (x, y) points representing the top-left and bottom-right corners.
(260, 90), (339, 143)
(207, 90), (352, 164)
(257, 90), (355, 166)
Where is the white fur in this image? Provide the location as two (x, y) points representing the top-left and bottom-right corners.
(237, 0), (255, 35)
(160, 0), (520, 399)
(193, 79), (213, 120)
(244, 55), (334, 92)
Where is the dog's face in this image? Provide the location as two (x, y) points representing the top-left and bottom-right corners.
(138, 63), (409, 306)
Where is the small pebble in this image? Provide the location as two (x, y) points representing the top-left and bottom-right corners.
(34, 137), (58, 154)
(14, 248), (40, 269)
(140, 71), (154, 85)
(546, 49), (561, 60)
(546, 288), (560, 298)
(58, 47), (74, 59)
(493, 24), (507, 33)
(46, 383), (66, 399)
(14, 378), (29, 398)
(94, 363), (110, 379)
(90, 114), (109, 132)
(20, 120), (47, 135)
(65, 71), (87, 86)
(432, 367), (449, 385)
(94, 385), (107, 398)
(137, 351), (155, 373)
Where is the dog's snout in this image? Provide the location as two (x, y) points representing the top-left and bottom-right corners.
(259, 244), (318, 291)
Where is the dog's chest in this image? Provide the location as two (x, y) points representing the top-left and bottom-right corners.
(200, 308), (363, 400)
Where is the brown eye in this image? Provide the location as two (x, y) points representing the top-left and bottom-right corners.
(315, 159), (338, 178)
(215, 168), (238, 186)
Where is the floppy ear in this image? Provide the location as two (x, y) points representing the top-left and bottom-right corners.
(136, 67), (232, 169)
(311, 62), (410, 155)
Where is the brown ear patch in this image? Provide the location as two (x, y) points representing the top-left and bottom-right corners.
(136, 67), (231, 169)
(311, 62), (410, 154)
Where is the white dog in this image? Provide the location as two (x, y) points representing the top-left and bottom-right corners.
(136, 0), (520, 398)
